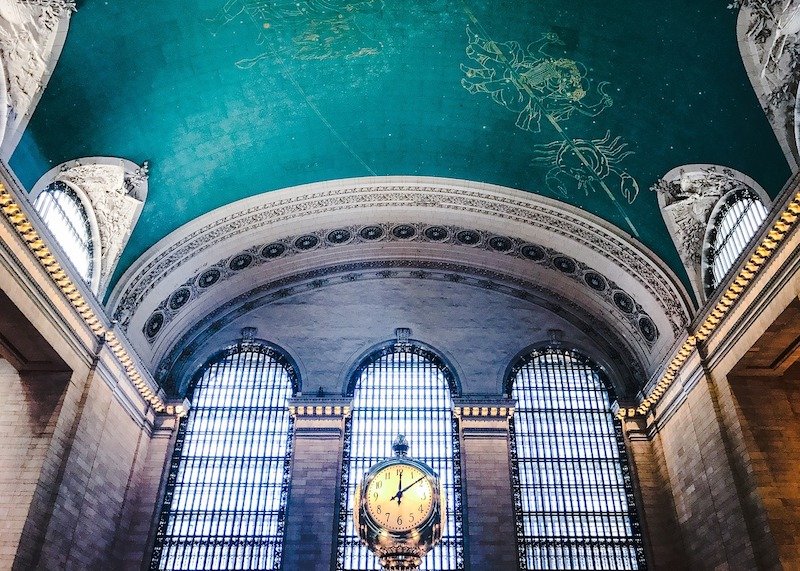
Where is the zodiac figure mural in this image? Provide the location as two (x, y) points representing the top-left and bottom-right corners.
(532, 132), (640, 204)
(208, 0), (383, 65)
(461, 28), (613, 133)
(461, 26), (641, 229)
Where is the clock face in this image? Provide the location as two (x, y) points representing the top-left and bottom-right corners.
(365, 464), (435, 533)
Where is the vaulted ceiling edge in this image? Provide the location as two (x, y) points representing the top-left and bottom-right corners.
(107, 178), (693, 334)
(155, 259), (648, 399)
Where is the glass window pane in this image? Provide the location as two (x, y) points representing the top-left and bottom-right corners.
(33, 181), (94, 283)
(509, 349), (646, 570)
(150, 344), (297, 571)
(336, 345), (464, 570)
(706, 190), (768, 292)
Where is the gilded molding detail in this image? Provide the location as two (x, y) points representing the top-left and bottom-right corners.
(619, 188), (800, 420)
(0, 182), (168, 413)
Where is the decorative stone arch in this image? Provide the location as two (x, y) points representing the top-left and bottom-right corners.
(342, 336), (463, 398)
(502, 335), (632, 402)
(0, 0), (76, 159)
(31, 157), (149, 295)
(107, 177), (693, 398)
(736, 0), (800, 169)
(652, 164), (770, 303)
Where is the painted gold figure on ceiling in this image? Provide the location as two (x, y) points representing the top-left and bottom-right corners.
(460, 27), (612, 133)
(461, 26), (640, 232)
(208, 0), (383, 65)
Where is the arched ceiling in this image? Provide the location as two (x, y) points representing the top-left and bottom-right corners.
(8, 0), (791, 290)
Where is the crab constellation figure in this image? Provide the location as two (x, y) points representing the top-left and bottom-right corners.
(531, 131), (640, 204)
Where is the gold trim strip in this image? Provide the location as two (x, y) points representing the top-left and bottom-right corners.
(617, 190), (800, 420)
(0, 183), (167, 413)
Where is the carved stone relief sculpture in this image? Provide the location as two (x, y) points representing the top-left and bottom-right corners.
(0, 0), (75, 158)
(33, 157), (148, 294)
(653, 165), (767, 302)
(735, 0), (800, 168)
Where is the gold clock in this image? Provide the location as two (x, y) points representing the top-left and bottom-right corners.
(365, 463), (435, 533)
(354, 435), (444, 570)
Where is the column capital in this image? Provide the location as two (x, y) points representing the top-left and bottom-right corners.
(288, 396), (352, 434)
(452, 395), (516, 419)
(288, 395), (353, 418)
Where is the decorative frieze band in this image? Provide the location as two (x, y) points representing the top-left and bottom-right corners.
(288, 396), (353, 418)
(619, 183), (800, 419)
(0, 183), (169, 413)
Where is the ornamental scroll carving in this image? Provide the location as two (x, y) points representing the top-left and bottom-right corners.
(734, 0), (800, 166)
(56, 160), (148, 291)
(0, 1), (75, 151)
(652, 166), (755, 299)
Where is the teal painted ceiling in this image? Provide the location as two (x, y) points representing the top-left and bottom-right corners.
(10, 0), (791, 290)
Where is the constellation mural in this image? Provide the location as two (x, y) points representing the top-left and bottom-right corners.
(208, 0), (383, 65)
(461, 25), (640, 233)
(532, 132), (639, 203)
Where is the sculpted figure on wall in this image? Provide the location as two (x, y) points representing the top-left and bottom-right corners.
(54, 159), (148, 293)
(735, 0), (800, 168)
(0, 0), (75, 155)
(653, 166), (755, 301)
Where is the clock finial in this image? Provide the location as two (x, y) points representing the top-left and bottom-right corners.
(392, 434), (409, 457)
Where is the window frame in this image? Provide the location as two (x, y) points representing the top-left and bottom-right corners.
(505, 346), (647, 570)
(335, 341), (465, 571)
(31, 180), (101, 291)
(701, 186), (769, 296)
(149, 341), (300, 571)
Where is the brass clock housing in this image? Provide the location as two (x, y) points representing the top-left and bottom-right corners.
(354, 436), (444, 570)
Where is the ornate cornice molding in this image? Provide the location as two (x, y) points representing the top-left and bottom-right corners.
(135, 222), (662, 351)
(0, 182), (168, 413)
(619, 178), (800, 420)
(154, 259), (649, 398)
(108, 179), (690, 348)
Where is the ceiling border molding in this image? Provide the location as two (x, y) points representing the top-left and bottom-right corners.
(154, 259), (649, 399)
(108, 177), (692, 343)
(137, 222), (662, 352)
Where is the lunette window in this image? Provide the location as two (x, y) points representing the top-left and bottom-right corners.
(149, 343), (298, 571)
(508, 348), (647, 570)
(336, 343), (465, 570)
(703, 187), (768, 294)
(32, 181), (95, 284)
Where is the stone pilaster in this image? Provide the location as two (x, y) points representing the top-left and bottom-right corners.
(453, 397), (516, 570)
(282, 396), (351, 571)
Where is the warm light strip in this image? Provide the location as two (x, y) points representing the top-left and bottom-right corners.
(288, 404), (351, 417)
(0, 184), (168, 413)
(617, 190), (800, 420)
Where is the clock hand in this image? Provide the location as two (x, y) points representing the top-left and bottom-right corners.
(396, 471), (403, 505)
(394, 475), (426, 498)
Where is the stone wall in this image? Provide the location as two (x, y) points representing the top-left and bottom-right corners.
(729, 374), (800, 569)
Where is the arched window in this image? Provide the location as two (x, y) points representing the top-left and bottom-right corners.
(703, 187), (768, 294)
(32, 181), (95, 284)
(336, 343), (464, 570)
(507, 348), (646, 570)
(150, 343), (299, 571)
